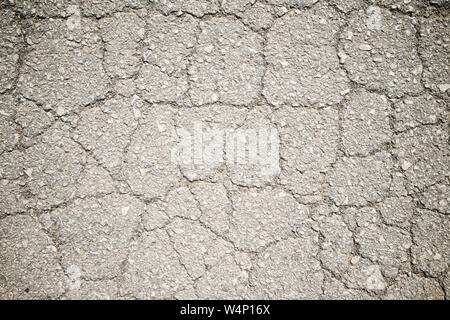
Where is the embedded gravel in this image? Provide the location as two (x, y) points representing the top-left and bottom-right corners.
(0, 0), (448, 300)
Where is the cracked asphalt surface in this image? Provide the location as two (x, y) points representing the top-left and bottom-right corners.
(0, 0), (449, 300)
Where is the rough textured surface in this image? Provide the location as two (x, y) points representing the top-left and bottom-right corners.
(326, 152), (393, 206)
(393, 95), (446, 132)
(384, 274), (445, 300)
(138, 13), (197, 104)
(0, 94), (19, 153)
(188, 17), (264, 106)
(339, 6), (423, 97)
(0, 1), (448, 300)
(419, 17), (449, 96)
(151, 0), (220, 17)
(393, 125), (448, 191)
(274, 106), (339, 197)
(17, 18), (110, 115)
(39, 195), (143, 280)
(124, 106), (180, 201)
(0, 216), (65, 299)
(264, 3), (349, 107)
(0, 10), (22, 94)
(341, 89), (392, 156)
(100, 12), (145, 79)
(411, 209), (449, 277)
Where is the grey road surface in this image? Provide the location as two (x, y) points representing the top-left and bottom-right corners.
(0, 0), (448, 300)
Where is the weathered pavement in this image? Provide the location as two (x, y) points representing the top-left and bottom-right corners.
(0, 0), (449, 300)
